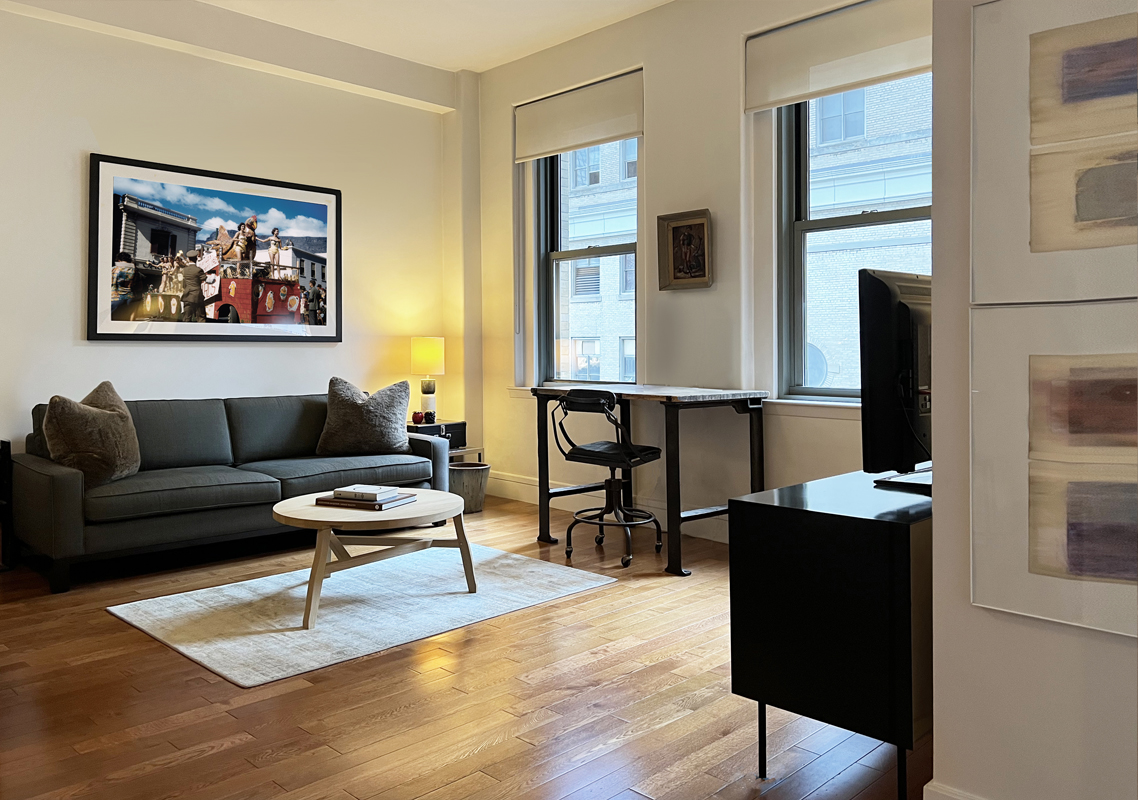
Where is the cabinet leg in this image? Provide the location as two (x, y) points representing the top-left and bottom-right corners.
(897, 745), (907, 799)
(758, 702), (767, 780)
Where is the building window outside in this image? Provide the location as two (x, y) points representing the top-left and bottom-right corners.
(572, 258), (601, 296)
(622, 138), (638, 179)
(542, 137), (638, 383)
(150, 229), (175, 256)
(573, 146), (600, 187)
(817, 88), (865, 143)
(620, 337), (636, 383)
(298, 259), (305, 276)
(781, 73), (931, 397)
(573, 338), (601, 381)
(321, 264), (326, 281)
(620, 253), (636, 294)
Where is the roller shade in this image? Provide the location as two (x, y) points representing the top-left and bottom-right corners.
(745, 0), (931, 114)
(515, 71), (643, 163)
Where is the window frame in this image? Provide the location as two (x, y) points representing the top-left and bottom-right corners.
(778, 95), (931, 400)
(535, 149), (639, 386)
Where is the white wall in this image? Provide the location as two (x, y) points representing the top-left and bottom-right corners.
(925, 3), (1138, 799)
(0, 11), (471, 446)
(478, 0), (866, 532)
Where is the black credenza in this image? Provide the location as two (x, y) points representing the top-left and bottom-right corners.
(728, 470), (932, 798)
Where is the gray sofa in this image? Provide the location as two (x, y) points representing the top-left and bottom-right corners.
(13, 393), (448, 592)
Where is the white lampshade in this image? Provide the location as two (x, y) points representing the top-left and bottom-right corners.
(410, 337), (445, 376)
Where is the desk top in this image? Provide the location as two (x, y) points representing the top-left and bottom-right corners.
(732, 469), (932, 525)
(531, 384), (770, 404)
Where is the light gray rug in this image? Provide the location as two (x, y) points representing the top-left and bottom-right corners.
(108, 544), (614, 687)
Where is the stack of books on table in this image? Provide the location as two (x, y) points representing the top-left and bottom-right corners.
(315, 484), (416, 511)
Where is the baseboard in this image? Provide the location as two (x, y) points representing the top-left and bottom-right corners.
(923, 781), (992, 800)
(486, 470), (729, 543)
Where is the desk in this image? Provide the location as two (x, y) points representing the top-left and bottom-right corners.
(532, 384), (769, 576)
(729, 471), (932, 798)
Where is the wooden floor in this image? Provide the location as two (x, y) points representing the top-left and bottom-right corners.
(0, 497), (931, 800)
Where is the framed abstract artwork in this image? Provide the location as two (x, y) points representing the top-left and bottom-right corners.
(971, 1), (1137, 304)
(88, 153), (342, 342)
(971, 301), (1137, 637)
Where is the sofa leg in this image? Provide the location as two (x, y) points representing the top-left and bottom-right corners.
(48, 559), (71, 593)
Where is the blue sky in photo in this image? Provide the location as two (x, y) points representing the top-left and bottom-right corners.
(113, 176), (328, 241)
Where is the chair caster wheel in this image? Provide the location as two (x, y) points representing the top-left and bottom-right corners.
(655, 544), (663, 553)
(595, 534), (605, 545)
(565, 547), (573, 558)
(621, 555), (632, 568)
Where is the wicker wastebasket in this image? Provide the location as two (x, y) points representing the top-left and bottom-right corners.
(449, 462), (490, 513)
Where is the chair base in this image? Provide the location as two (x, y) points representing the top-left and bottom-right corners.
(565, 473), (662, 568)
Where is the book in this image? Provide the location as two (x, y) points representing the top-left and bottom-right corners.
(315, 493), (416, 512)
(333, 484), (399, 502)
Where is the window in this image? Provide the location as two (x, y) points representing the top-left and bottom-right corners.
(321, 264), (326, 281)
(620, 253), (636, 294)
(572, 339), (601, 381)
(817, 88), (865, 144)
(620, 337), (636, 382)
(150, 229), (174, 256)
(572, 258), (601, 296)
(540, 138), (638, 382)
(573, 146), (600, 186)
(298, 259), (305, 276)
(780, 73), (931, 397)
(622, 138), (638, 179)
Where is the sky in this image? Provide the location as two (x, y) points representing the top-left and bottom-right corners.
(113, 177), (328, 242)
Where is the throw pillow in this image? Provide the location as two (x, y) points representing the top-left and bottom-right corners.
(42, 381), (141, 487)
(317, 377), (413, 456)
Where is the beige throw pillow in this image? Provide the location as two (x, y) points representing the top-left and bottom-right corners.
(43, 381), (141, 487)
(316, 377), (413, 456)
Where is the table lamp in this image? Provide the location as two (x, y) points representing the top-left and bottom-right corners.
(410, 336), (445, 414)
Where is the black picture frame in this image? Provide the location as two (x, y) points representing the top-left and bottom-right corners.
(88, 153), (342, 343)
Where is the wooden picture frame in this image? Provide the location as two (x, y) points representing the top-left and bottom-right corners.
(657, 209), (712, 290)
(88, 153), (342, 342)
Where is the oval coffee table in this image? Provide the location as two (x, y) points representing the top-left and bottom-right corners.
(272, 488), (476, 629)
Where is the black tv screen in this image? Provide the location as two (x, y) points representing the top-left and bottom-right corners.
(859, 269), (932, 475)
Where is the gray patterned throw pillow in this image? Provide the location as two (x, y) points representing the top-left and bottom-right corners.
(42, 381), (141, 487)
(317, 377), (412, 456)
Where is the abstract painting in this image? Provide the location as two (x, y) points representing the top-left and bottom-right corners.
(1029, 13), (1138, 146)
(1030, 138), (1138, 251)
(1027, 354), (1138, 585)
(971, 301), (1137, 637)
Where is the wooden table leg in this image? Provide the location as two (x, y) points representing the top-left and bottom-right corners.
(302, 528), (333, 630)
(453, 513), (477, 593)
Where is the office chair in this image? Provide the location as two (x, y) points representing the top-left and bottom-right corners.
(551, 389), (663, 567)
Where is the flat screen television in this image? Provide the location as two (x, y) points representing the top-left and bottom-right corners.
(858, 269), (932, 491)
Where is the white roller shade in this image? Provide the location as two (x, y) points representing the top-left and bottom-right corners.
(745, 0), (931, 114)
(515, 71), (643, 163)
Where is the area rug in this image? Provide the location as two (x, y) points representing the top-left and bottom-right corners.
(107, 544), (614, 687)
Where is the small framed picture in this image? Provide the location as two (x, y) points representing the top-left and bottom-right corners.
(657, 209), (712, 290)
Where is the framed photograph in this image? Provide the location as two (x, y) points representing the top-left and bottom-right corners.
(88, 153), (342, 342)
(971, 301), (1136, 638)
(657, 209), (712, 290)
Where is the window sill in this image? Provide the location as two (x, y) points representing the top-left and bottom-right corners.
(763, 398), (861, 421)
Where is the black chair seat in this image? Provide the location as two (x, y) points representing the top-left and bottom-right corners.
(565, 440), (661, 469)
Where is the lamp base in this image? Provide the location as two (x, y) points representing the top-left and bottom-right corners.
(420, 378), (437, 414)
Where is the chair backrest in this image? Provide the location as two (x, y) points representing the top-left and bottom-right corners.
(551, 389), (637, 461)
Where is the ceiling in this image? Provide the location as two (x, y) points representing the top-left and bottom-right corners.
(198, 0), (676, 73)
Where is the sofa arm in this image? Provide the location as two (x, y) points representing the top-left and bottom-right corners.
(407, 433), (449, 493)
(12, 453), (86, 560)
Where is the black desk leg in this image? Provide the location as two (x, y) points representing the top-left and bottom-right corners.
(758, 702), (767, 780)
(897, 745), (907, 799)
(536, 396), (558, 544)
(749, 404), (765, 494)
(619, 398), (633, 507)
(664, 404), (689, 576)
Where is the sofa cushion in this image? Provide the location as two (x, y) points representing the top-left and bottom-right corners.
(126, 399), (234, 470)
(237, 454), (431, 499)
(85, 465), (280, 523)
(43, 381), (141, 487)
(225, 394), (328, 464)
